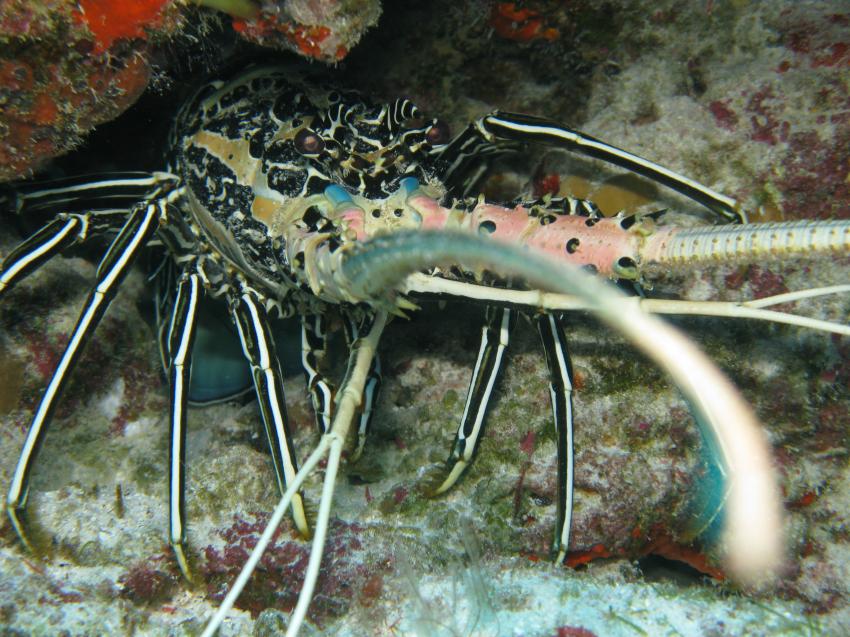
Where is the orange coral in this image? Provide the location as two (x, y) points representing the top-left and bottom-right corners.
(233, 14), (335, 61)
(73, 0), (171, 53)
(490, 3), (560, 43)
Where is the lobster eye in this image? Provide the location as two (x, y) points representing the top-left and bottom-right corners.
(294, 129), (325, 154)
(426, 119), (451, 145)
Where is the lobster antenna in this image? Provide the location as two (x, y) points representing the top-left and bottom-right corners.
(337, 230), (783, 583)
(204, 230), (783, 636)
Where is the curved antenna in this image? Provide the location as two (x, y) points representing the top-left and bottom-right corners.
(204, 229), (783, 636)
(337, 229), (783, 583)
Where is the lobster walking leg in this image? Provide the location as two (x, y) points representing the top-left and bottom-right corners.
(5, 199), (163, 544)
(0, 172), (180, 300)
(4, 172), (173, 215)
(535, 312), (575, 564)
(0, 215), (90, 297)
(472, 112), (746, 223)
(300, 313), (335, 433)
(434, 111), (743, 220)
(229, 286), (311, 537)
(2, 171), (174, 216)
(423, 306), (577, 562)
(424, 306), (515, 495)
(164, 271), (203, 579)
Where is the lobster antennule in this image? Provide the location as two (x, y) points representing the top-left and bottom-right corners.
(403, 273), (850, 336)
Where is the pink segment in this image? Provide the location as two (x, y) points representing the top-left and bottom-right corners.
(411, 195), (452, 230)
(474, 203), (641, 277)
(339, 207), (366, 241)
(359, 194), (642, 278)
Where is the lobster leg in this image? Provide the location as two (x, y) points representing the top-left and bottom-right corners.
(1, 171), (181, 300)
(164, 271), (203, 579)
(229, 286), (311, 537)
(430, 123), (518, 197)
(424, 306), (515, 495)
(461, 112), (745, 223)
(341, 312), (382, 462)
(535, 312), (575, 564)
(300, 313), (335, 434)
(5, 199), (163, 544)
(0, 214), (89, 297)
(156, 260), (274, 406)
(4, 171), (174, 216)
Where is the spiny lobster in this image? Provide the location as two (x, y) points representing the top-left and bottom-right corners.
(1, 65), (847, 635)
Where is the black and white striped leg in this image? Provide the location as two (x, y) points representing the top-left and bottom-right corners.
(342, 313), (382, 462)
(0, 214), (89, 298)
(474, 112), (746, 223)
(425, 306), (515, 496)
(535, 312), (575, 564)
(5, 201), (163, 544)
(230, 287), (311, 537)
(6, 171), (175, 216)
(429, 122), (519, 197)
(300, 314), (335, 434)
(154, 259), (180, 375)
(165, 272), (202, 579)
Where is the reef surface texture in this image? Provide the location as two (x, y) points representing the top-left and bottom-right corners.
(1, 1), (849, 636)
